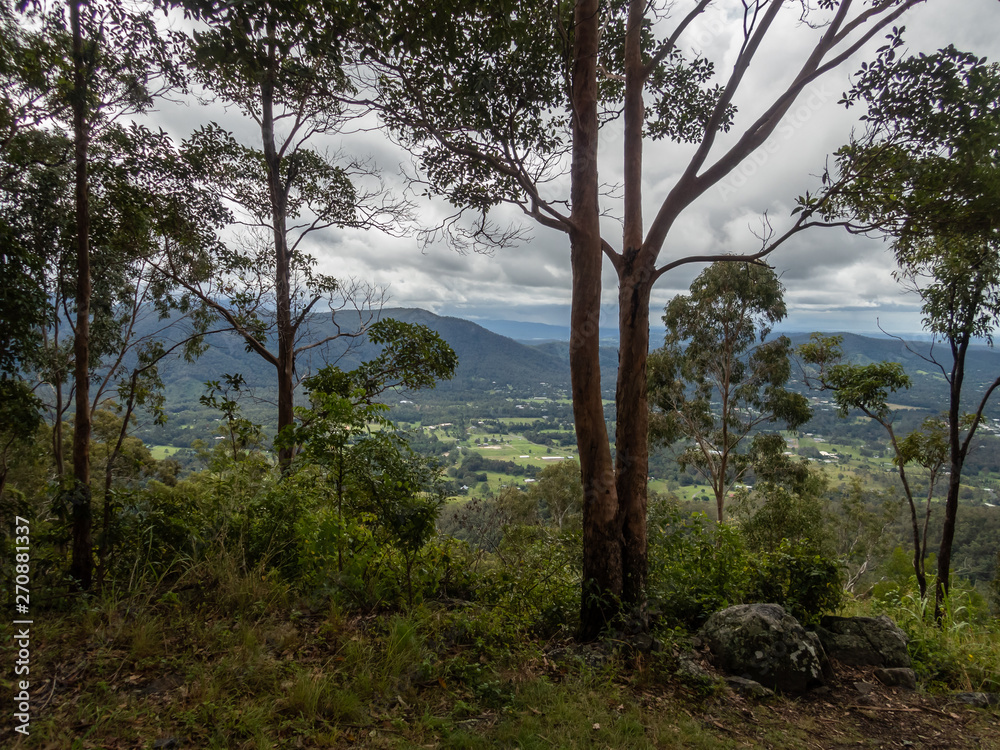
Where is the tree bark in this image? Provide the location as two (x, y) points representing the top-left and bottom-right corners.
(260, 32), (296, 472)
(611, 0), (652, 619)
(935, 339), (968, 619)
(572, 0), (622, 640)
(615, 263), (651, 614)
(68, 0), (92, 590)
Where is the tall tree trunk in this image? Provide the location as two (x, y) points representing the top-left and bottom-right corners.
(615, 0), (650, 617)
(68, 0), (92, 590)
(615, 266), (651, 615)
(936, 339), (968, 620)
(260, 40), (296, 472)
(934, 352), (968, 622)
(935, 467), (962, 618)
(572, 0), (622, 640)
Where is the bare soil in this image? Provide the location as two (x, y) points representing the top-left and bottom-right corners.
(693, 663), (1000, 749)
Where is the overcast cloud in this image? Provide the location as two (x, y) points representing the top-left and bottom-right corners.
(158, 1), (1000, 338)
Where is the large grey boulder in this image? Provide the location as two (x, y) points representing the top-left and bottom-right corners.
(815, 615), (911, 668)
(698, 604), (830, 693)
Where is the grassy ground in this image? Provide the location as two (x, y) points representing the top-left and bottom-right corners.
(5, 557), (1000, 750)
(148, 445), (182, 461)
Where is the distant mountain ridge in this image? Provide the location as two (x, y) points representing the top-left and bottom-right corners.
(144, 307), (999, 415)
(152, 307), (576, 409)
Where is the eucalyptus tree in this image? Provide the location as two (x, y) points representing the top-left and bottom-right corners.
(2, 117), (229, 585)
(797, 334), (948, 598)
(288, 318), (457, 602)
(6, 0), (187, 588)
(165, 1), (410, 470)
(1, 125), (74, 476)
(365, 0), (934, 636)
(0, 1), (61, 381)
(820, 46), (1000, 617)
(524, 459), (585, 532)
(648, 261), (810, 525)
(904, 237), (1000, 617)
(1, 2), (75, 470)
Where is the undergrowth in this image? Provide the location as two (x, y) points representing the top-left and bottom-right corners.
(6, 541), (1000, 750)
(860, 583), (1000, 693)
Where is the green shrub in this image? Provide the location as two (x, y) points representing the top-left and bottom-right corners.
(110, 478), (211, 575)
(990, 548), (1000, 615)
(648, 502), (842, 628)
(748, 538), (843, 625)
(473, 527), (581, 640)
(648, 506), (753, 628)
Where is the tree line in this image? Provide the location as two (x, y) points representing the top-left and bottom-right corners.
(2, 0), (999, 635)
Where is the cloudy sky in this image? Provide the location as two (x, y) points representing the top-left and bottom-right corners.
(159, 1), (1000, 339)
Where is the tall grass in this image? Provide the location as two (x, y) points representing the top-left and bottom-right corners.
(847, 582), (1000, 692)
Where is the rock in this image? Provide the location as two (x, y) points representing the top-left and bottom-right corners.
(874, 667), (917, 690)
(676, 650), (713, 682)
(698, 604), (829, 693)
(726, 676), (775, 699)
(952, 692), (1000, 708)
(153, 739), (181, 750)
(815, 615), (911, 668)
(854, 681), (876, 696)
(806, 630), (836, 682)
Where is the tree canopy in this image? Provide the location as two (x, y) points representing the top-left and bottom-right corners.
(649, 261), (810, 524)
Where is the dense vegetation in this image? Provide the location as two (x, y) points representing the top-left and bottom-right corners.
(4, 365), (1000, 746)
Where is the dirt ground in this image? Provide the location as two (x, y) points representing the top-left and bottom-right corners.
(693, 663), (1000, 750)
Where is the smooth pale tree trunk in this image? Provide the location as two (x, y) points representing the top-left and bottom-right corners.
(572, 0), (623, 640)
(518, 0), (924, 636)
(614, 0), (652, 618)
(69, 0), (93, 590)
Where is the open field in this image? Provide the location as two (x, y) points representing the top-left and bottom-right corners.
(149, 444), (183, 460)
(421, 403), (1000, 512)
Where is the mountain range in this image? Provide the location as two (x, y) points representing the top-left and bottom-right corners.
(146, 307), (999, 415)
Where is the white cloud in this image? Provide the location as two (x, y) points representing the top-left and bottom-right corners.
(151, 0), (1000, 336)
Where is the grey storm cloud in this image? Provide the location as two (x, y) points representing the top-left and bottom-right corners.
(150, 0), (1000, 334)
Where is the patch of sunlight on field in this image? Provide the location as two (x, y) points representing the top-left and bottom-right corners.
(149, 445), (181, 460)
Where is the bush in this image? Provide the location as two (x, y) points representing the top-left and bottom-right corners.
(747, 539), (843, 625)
(473, 527), (581, 640)
(648, 506), (753, 628)
(647, 502), (842, 629)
